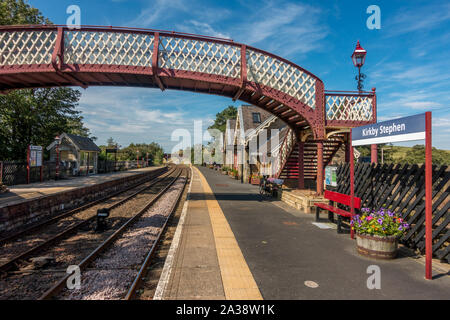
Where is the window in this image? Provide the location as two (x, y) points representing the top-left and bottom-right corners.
(252, 113), (261, 123)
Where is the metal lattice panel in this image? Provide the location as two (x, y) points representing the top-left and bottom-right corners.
(326, 95), (374, 121)
(64, 31), (154, 66)
(0, 31), (56, 66)
(246, 49), (316, 109)
(159, 36), (241, 78)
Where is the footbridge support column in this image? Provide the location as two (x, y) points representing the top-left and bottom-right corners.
(316, 141), (324, 196)
(345, 133), (351, 163)
(297, 142), (305, 189)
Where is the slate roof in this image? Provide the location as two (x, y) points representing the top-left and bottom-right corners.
(65, 134), (101, 152)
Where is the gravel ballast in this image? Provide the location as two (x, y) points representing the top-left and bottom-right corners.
(59, 176), (186, 300)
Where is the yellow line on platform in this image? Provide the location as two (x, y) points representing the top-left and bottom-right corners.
(194, 167), (263, 300)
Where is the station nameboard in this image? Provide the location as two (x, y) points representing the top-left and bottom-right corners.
(352, 113), (426, 146)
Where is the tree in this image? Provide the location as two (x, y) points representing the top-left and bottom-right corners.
(0, 0), (50, 25)
(117, 142), (165, 164)
(0, 88), (92, 160)
(106, 137), (119, 148)
(208, 106), (237, 132)
(0, 0), (91, 160)
(401, 145), (450, 165)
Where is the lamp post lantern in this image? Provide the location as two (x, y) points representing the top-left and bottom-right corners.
(55, 135), (61, 180)
(351, 40), (367, 92)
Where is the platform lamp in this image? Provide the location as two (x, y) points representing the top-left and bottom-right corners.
(136, 150), (140, 168)
(54, 135), (61, 180)
(351, 40), (367, 93)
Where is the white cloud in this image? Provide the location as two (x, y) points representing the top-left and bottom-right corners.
(385, 3), (450, 37)
(126, 0), (188, 28)
(230, 2), (327, 57)
(177, 20), (230, 39)
(77, 87), (229, 151)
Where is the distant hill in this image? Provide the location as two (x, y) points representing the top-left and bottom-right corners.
(358, 145), (450, 165)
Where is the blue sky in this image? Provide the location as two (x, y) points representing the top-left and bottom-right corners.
(29, 0), (450, 151)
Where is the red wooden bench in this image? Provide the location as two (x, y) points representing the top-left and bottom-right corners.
(314, 190), (361, 233)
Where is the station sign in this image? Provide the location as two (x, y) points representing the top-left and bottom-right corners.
(325, 166), (337, 187)
(29, 145), (43, 167)
(352, 113), (426, 146)
(349, 111), (433, 280)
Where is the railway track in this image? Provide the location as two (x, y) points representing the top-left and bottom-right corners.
(0, 166), (174, 269)
(0, 166), (171, 246)
(40, 166), (189, 300)
(0, 166), (185, 300)
(125, 168), (189, 300)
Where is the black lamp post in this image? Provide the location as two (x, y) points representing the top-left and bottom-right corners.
(351, 41), (367, 92)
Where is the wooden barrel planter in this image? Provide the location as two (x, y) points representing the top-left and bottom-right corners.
(356, 233), (398, 260)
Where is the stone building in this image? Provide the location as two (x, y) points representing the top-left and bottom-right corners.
(229, 105), (288, 182)
(47, 133), (101, 175)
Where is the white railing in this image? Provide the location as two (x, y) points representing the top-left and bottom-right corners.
(0, 30), (56, 66)
(247, 49), (316, 109)
(245, 115), (278, 145)
(64, 31), (155, 66)
(326, 94), (374, 122)
(275, 128), (296, 177)
(159, 36), (241, 78)
(0, 27), (319, 111)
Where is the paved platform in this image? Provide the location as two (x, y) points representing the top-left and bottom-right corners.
(0, 167), (162, 208)
(157, 166), (262, 300)
(158, 166), (450, 300)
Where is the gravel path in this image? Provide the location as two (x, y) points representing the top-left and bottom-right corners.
(59, 176), (186, 300)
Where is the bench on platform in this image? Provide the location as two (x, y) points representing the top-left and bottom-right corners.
(314, 190), (361, 233)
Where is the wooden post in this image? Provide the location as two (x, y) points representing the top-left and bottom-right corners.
(27, 145), (30, 184)
(55, 144), (60, 180)
(425, 111), (432, 280)
(298, 142), (305, 189)
(87, 152), (90, 176)
(316, 141), (324, 195)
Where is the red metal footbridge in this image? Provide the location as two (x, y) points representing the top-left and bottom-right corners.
(0, 25), (377, 194)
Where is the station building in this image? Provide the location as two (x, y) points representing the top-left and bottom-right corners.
(46, 133), (101, 175)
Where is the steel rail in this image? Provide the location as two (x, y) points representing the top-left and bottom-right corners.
(39, 167), (183, 300)
(0, 166), (170, 245)
(124, 168), (189, 300)
(0, 167), (177, 273)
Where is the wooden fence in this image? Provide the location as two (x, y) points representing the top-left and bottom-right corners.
(332, 163), (449, 263)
